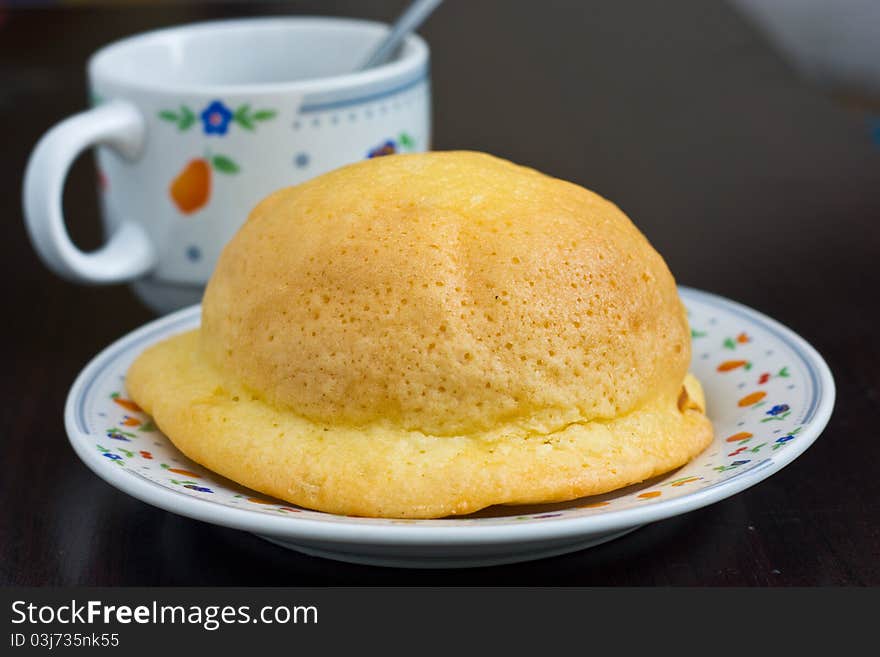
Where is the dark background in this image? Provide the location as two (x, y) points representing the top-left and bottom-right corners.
(1, 0), (878, 586)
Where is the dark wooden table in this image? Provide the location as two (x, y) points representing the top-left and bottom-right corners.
(2, 0), (878, 586)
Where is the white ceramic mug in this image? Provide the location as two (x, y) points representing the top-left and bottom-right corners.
(23, 17), (431, 313)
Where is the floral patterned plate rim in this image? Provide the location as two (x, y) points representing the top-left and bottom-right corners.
(64, 286), (834, 567)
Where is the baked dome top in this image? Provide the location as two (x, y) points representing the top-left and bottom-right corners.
(201, 151), (689, 436)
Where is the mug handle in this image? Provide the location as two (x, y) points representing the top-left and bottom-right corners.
(23, 99), (157, 284)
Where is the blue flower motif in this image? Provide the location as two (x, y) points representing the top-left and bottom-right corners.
(766, 404), (790, 416)
(200, 100), (233, 135)
(367, 140), (397, 158)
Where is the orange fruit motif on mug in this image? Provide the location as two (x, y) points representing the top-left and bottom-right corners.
(170, 159), (211, 214)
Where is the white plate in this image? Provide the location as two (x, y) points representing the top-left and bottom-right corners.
(65, 287), (834, 568)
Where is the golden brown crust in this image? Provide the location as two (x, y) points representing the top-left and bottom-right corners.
(201, 151), (690, 436)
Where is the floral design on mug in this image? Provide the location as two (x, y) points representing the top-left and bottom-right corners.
(169, 153), (239, 215)
(367, 140), (397, 158)
(159, 100), (277, 135)
(159, 105), (196, 131)
(200, 101), (233, 135)
(229, 104), (277, 132)
(367, 132), (416, 158)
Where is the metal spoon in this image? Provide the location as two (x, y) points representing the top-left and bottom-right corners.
(359, 0), (443, 70)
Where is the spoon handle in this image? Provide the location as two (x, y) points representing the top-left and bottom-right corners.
(360, 0), (443, 70)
